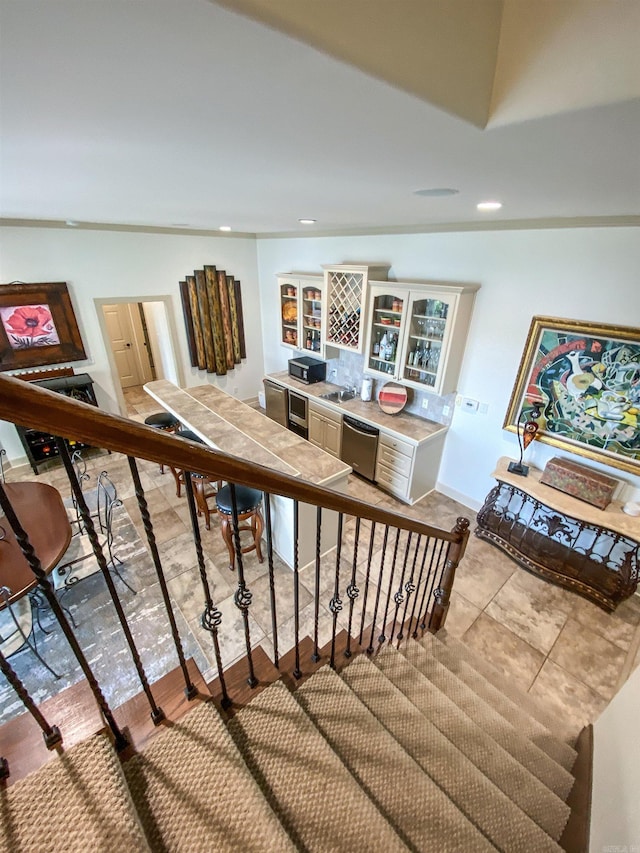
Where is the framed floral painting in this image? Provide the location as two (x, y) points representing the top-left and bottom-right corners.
(0, 282), (86, 370)
(504, 316), (640, 476)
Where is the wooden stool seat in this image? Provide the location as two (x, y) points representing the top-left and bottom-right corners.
(216, 485), (264, 571)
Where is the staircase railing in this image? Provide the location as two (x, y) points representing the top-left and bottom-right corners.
(0, 374), (469, 774)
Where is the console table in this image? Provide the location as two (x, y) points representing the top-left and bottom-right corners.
(476, 457), (639, 612)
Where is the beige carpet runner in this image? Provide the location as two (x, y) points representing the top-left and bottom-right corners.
(0, 631), (580, 852)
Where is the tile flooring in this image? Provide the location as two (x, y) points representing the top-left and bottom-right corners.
(2, 382), (639, 737)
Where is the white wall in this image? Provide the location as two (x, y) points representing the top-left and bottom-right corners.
(590, 663), (640, 851)
(256, 227), (640, 508)
(0, 226), (260, 461)
(142, 300), (175, 383)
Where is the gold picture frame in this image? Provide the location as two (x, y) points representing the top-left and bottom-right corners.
(504, 316), (640, 476)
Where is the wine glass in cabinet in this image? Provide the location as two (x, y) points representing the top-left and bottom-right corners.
(400, 293), (452, 393)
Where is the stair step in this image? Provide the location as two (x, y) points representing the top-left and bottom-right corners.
(422, 632), (578, 770)
(228, 679), (408, 852)
(440, 630), (579, 745)
(296, 665), (497, 852)
(124, 700), (294, 852)
(400, 641), (575, 800)
(342, 652), (564, 853)
(0, 733), (150, 852)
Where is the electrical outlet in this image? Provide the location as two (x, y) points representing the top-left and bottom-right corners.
(421, 398), (429, 410)
(455, 394), (462, 407)
(442, 405), (450, 417)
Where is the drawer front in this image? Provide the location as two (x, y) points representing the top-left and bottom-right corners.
(375, 460), (409, 499)
(377, 443), (412, 477)
(378, 431), (414, 459)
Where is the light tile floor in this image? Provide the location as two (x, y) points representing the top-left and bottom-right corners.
(3, 383), (639, 736)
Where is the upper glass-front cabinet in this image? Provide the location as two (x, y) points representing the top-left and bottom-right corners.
(278, 274), (323, 351)
(364, 282), (479, 396)
(364, 285), (409, 379)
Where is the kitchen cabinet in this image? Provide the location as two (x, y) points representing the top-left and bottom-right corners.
(322, 264), (389, 354)
(308, 399), (342, 458)
(364, 281), (479, 395)
(277, 274), (323, 351)
(375, 428), (446, 503)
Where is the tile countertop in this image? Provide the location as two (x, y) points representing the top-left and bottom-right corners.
(266, 372), (448, 446)
(144, 380), (351, 488)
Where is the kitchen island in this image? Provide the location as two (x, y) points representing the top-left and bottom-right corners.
(144, 379), (351, 570)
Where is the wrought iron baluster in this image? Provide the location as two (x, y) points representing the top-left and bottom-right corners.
(293, 500), (301, 679)
(344, 517), (361, 658)
(128, 456), (196, 700)
(397, 535), (421, 642)
(357, 520), (377, 645)
(264, 493), (279, 668)
(408, 536), (431, 638)
(329, 513), (344, 669)
(228, 483), (258, 688)
(0, 646), (61, 750)
(58, 440), (165, 724)
(427, 541), (450, 630)
(312, 506), (322, 663)
(378, 528), (402, 644)
(367, 525), (389, 653)
(390, 532), (412, 643)
(417, 537), (442, 632)
(0, 481), (128, 751)
(183, 471), (230, 706)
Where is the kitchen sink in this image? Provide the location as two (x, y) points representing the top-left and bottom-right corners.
(319, 388), (356, 403)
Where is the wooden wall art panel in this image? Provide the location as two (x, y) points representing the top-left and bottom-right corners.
(180, 265), (246, 376)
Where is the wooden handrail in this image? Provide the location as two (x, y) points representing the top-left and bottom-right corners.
(0, 374), (466, 543)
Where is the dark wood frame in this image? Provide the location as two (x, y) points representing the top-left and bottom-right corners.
(0, 282), (86, 371)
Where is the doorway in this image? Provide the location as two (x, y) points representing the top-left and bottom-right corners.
(96, 297), (181, 417)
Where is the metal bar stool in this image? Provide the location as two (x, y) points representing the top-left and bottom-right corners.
(144, 412), (181, 474)
(216, 485), (264, 572)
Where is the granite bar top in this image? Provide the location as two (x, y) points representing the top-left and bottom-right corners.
(266, 372), (447, 445)
(144, 380), (351, 487)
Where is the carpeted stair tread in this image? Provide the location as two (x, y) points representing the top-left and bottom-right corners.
(228, 679), (408, 853)
(421, 632), (577, 770)
(341, 652), (563, 853)
(296, 664), (497, 852)
(0, 733), (149, 853)
(124, 700), (294, 853)
(400, 641), (574, 801)
(440, 630), (579, 745)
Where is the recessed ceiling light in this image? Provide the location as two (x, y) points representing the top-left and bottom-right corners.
(65, 219), (79, 227)
(413, 188), (459, 197)
(219, 225), (232, 231)
(477, 201), (502, 211)
(298, 218), (316, 225)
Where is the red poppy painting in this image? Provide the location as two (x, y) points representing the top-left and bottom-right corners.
(0, 303), (60, 349)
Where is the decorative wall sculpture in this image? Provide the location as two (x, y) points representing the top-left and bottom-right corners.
(0, 282), (86, 371)
(179, 265), (246, 376)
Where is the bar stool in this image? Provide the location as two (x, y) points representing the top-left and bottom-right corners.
(170, 430), (222, 527)
(145, 412), (181, 474)
(216, 485), (264, 572)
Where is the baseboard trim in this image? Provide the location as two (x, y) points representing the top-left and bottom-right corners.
(559, 723), (593, 853)
(435, 480), (482, 514)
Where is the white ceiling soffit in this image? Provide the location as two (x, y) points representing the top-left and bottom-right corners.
(213, 0), (640, 129)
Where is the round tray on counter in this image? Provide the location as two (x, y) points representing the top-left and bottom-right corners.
(377, 382), (408, 414)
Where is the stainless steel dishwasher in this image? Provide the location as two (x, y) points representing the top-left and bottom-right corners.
(263, 379), (288, 427)
(341, 416), (379, 482)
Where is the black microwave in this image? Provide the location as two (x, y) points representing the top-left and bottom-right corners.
(288, 356), (326, 385)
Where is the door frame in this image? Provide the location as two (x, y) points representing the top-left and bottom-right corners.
(95, 295), (184, 416)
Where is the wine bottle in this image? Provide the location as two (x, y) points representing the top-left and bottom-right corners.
(373, 331), (380, 355)
(380, 331), (388, 361)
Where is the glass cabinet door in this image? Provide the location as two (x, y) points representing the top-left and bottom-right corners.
(279, 279), (299, 349)
(301, 283), (323, 353)
(365, 287), (408, 379)
(400, 293), (452, 391)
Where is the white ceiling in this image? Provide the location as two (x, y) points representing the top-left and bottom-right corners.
(1, 0), (639, 235)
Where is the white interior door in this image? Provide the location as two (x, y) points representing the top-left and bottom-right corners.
(103, 303), (143, 388)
